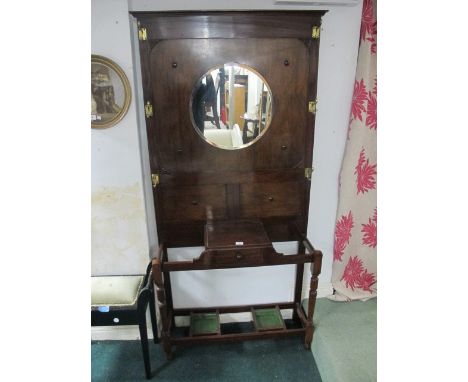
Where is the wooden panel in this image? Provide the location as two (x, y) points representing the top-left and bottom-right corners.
(134, 11), (324, 246)
(162, 218), (302, 247)
(240, 182), (302, 218)
(195, 248), (267, 268)
(205, 220), (272, 250)
(159, 169), (303, 187)
(160, 185), (227, 222)
(149, 38), (309, 174)
(132, 11), (325, 40)
(162, 222), (205, 247)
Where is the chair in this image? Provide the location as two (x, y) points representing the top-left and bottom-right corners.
(91, 262), (158, 379)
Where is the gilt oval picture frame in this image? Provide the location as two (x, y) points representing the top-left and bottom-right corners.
(91, 55), (131, 129)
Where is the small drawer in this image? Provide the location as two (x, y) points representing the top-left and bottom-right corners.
(160, 185), (227, 222)
(208, 248), (266, 267)
(239, 181), (302, 218)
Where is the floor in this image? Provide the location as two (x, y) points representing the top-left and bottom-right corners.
(307, 298), (377, 382)
(92, 332), (322, 381)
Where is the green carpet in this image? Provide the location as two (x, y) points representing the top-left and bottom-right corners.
(304, 298), (377, 382)
(92, 323), (322, 381)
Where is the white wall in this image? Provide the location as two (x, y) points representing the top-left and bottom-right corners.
(91, 0), (362, 304)
(91, 0), (153, 275)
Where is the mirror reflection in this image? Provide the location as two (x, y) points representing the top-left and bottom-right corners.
(191, 63), (273, 150)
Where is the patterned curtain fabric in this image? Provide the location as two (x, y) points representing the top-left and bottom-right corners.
(330, 0), (377, 301)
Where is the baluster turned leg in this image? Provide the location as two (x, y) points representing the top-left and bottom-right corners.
(305, 250), (322, 350)
(152, 258), (173, 360)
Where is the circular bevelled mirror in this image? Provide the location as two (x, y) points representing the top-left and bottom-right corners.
(190, 63), (273, 150)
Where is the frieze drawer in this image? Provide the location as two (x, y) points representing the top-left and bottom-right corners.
(194, 248), (272, 268)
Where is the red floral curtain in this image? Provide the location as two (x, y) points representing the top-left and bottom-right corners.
(330, 0), (377, 301)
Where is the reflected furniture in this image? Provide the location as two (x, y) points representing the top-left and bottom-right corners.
(204, 127), (243, 149)
(225, 83), (246, 128)
(133, 10), (327, 360)
(241, 115), (260, 143)
(91, 262), (158, 379)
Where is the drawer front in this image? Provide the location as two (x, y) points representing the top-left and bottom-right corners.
(160, 185), (227, 222)
(239, 181), (302, 218)
(199, 248), (268, 267)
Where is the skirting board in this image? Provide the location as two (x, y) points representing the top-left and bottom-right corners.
(91, 282), (333, 341)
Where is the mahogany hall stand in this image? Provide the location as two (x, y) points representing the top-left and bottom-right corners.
(132, 10), (327, 361)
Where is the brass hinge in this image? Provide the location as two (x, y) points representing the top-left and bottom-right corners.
(151, 173), (160, 188)
(138, 27), (147, 41)
(305, 167), (314, 181)
(308, 100), (317, 114)
(145, 101), (153, 118)
(312, 26), (320, 39)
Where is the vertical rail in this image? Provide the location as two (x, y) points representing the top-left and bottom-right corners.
(162, 246), (175, 328)
(293, 240), (305, 322)
(304, 245), (322, 349)
(152, 244), (173, 360)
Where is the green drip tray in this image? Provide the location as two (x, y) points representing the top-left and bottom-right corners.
(190, 312), (220, 336)
(253, 307), (285, 331)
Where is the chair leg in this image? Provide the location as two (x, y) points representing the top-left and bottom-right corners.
(149, 291), (158, 344)
(138, 300), (152, 379)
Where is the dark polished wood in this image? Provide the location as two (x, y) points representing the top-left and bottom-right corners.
(135, 14), (321, 244)
(305, 249), (322, 349)
(132, 11), (326, 40)
(205, 220), (271, 249)
(293, 241), (306, 322)
(135, 11), (326, 361)
(152, 251), (173, 360)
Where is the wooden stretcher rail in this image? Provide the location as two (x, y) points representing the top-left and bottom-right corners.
(170, 327), (306, 345)
(173, 301), (296, 315)
(162, 253), (316, 272)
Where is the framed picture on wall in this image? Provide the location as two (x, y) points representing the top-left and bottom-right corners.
(91, 55), (131, 129)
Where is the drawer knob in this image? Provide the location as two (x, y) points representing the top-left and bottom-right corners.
(191, 200), (198, 205)
(268, 196), (274, 202)
(235, 252), (243, 260)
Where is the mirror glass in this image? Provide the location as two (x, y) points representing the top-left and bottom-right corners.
(191, 63), (273, 150)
